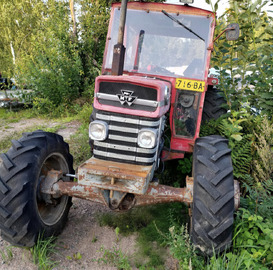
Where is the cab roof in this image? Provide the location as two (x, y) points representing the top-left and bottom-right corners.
(112, 1), (215, 18)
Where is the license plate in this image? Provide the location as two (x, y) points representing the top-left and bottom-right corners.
(175, 78), (205, 92)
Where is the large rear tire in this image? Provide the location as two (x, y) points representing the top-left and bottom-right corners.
(202, 86), (227, 122)
(191, 135), (234, 255)
(0, 131), (74, 247)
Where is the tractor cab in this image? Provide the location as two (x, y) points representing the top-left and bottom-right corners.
(103, 2), (213, 81)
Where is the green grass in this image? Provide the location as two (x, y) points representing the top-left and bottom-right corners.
(0, 103), (93, 125)
(73, 103), (93, 124)
(0, 245), (14, 264)
(0, 108), (5, 118)
(207, 251), (248, 270)
(167, 223), (205, 269)
(30, 235), (57, 270)
(0, 107), (36, 122)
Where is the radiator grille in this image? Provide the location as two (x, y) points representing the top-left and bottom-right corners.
(96, 82), (158, 112)
(92, 111), (161, 165)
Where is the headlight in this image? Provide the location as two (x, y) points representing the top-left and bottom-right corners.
(89, 120), (108, 141)
(137, 129), (157, 149)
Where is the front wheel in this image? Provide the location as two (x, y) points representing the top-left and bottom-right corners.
(0, 131), (74, 247)
(191, 135), (234, 255)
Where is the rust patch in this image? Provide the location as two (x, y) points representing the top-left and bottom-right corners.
(40, 169), (63, 195)
(135, 182), (193, 206)
(53, 181), (107, 205)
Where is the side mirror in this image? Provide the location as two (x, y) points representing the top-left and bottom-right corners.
(226, 23), (240, 41)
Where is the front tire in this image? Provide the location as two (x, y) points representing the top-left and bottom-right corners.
(0, 131), (74, 247)
(191, 135), (234, 255)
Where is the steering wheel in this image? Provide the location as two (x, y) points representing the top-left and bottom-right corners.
(146, 65), (175, 75)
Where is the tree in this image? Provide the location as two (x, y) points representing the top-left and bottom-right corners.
(15, 0), (82, 107)
(212, 0), (273, 116)
(0, 0), (45, 77)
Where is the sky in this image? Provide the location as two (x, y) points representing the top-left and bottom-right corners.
(166, 0), (229, 16)
(166, 0), (273, 16)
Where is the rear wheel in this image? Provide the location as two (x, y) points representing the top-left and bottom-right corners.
(202, 86), (227, 121)
(191, 135), (234, 255)
(0, 131), (74, 247)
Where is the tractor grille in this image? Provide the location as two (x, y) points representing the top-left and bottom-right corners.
(96, 82), (158, 112)
(93, 111), (161, 166)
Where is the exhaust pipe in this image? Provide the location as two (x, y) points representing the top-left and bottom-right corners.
(111, 0), (128, 76)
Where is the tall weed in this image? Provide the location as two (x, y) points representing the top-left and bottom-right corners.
(240, 179), (273, 220)
(166, 224), (205, 270)
(253, 118), (273, 183)
(30, 235), (57, 270)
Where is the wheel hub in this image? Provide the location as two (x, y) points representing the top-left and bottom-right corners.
(39, 169), (63, 199)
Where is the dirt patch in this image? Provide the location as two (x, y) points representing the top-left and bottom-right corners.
(52, 199), (138, 270)
(0, 118), (51, 140)
(0, 118), (81, 142)
(57, 121), (81, 141)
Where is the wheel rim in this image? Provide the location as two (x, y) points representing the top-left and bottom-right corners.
(37, 153), (70, 226)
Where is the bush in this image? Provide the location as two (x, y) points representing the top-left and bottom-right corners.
(233, 209), (273, 269)
(16, 1), (82, 108)
(212, 0), (273, 116)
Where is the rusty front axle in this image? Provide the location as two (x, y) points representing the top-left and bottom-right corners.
(41, 170), (193, 209)
(41, 169), (240, 210)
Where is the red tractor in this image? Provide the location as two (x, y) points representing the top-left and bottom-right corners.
(0, 0), (239, 255)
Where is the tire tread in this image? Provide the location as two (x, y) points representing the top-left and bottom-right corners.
(196, 155), (219, 174)
(195, 200), (220, 227)
(211, 149), (231, 162)
(202, 87), (227, 122)
(11, 140), (23, 151)
(197, 175), (221, 200)
(0, 205), (11, 218)
(210, 190), (234, 214)
(211, 167), (233, 186)
(3, 163), (29, 183)
(191, 135), (234, 255)
(10, 146), (37, 159)
(208, 217), (233, 240)
(0, 178), (9, 194)
(1, 183), (25, 207)
(1, 153), (14, 170)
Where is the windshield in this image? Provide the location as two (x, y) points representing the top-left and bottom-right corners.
(104, 8), (213, 80)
